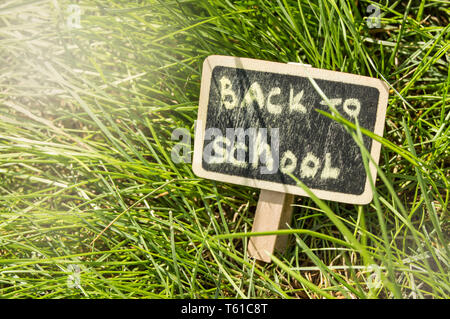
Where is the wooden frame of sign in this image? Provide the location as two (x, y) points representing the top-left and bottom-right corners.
(193, 55), (389, 262)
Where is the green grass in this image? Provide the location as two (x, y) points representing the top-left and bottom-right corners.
(0, 0), (448, 298)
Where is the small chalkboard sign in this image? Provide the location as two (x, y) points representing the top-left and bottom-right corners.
(193, 55), (388, 205)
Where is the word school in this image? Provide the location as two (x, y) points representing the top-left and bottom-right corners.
(203, 127), (340, 179)
(219, 76), (362, 119)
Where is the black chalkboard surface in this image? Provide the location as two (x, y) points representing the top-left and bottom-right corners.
(193, 56), (388, 204)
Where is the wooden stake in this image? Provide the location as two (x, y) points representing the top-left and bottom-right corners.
(248, 190), (295, 263)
